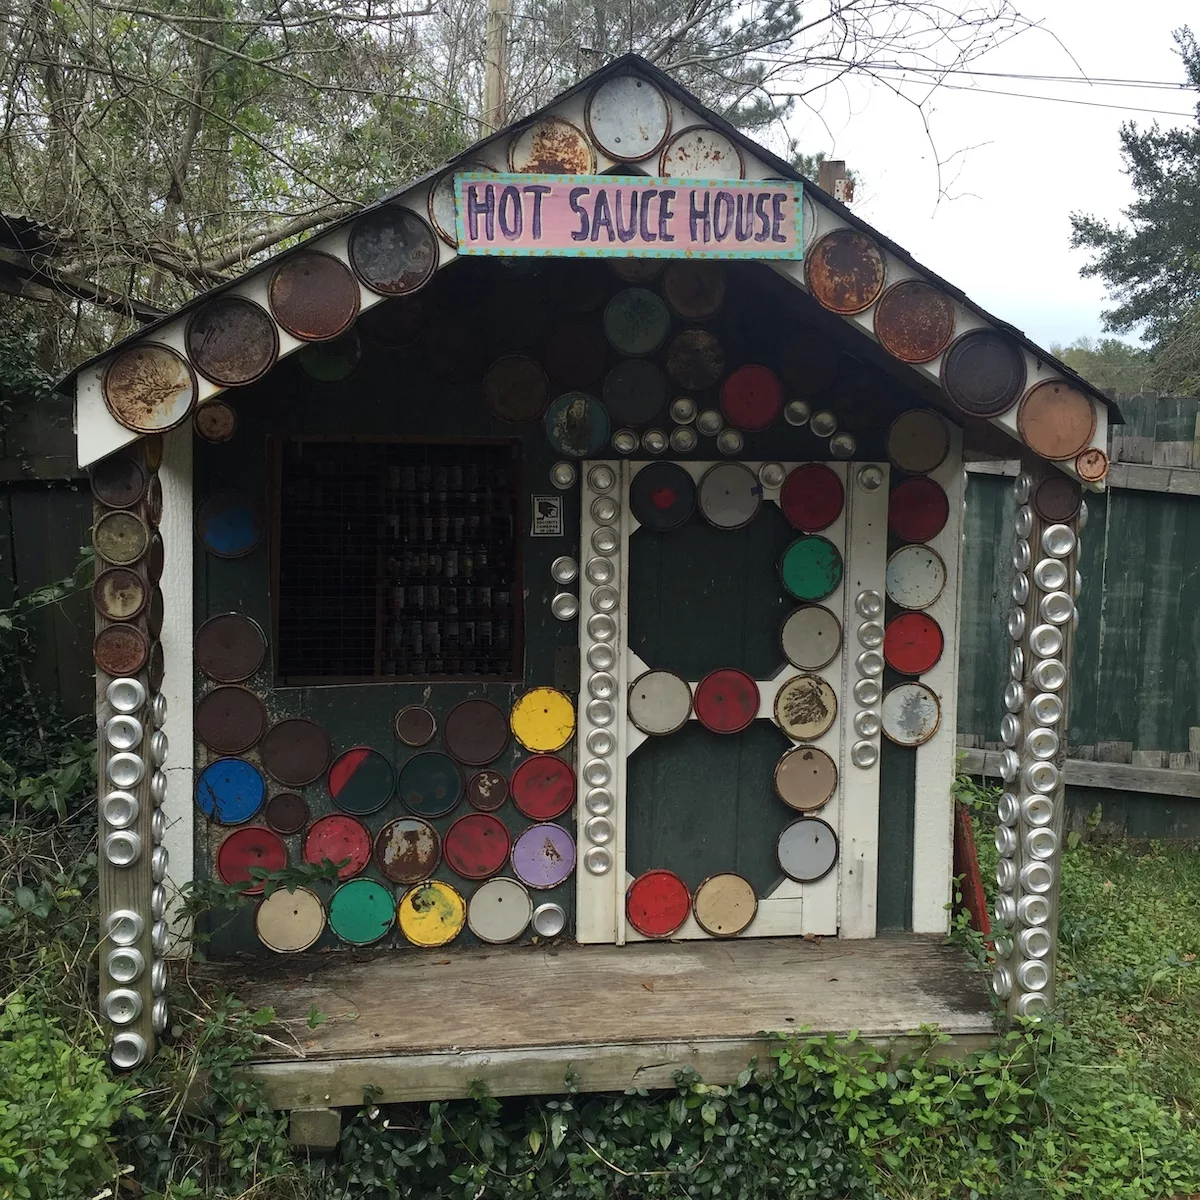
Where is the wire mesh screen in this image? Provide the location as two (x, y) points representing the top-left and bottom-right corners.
(276, 439), (521, 681)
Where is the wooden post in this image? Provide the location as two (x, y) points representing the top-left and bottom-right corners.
(482, 0), (511, 136)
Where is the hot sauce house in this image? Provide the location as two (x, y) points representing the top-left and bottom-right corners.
(72, 56), (1115, 1123)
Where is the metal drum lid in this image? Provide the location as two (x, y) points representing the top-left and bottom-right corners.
(91, 455), (146, 509)
(375, 816), (440, 884)
(628, 669), (692, 736)
(443, 699), (509, 766)
(195, 613), (267, 682)
(603, 288), (670, 356)
(467, 768), (509, 812)
(778, 328), (840, 397)
(195, 491), (263, 558)
(774, 745), (838, 811)
(780, 605), (842, 670)
(195, 757), (266, 824)
(194, 400), (238, 443)
(329, 878), (395, 945)
(93, 568), (147, 622)
(780, 536), (843, 601)
(1017, 380), (1097, 461)
(692, 872), (757, 937)
(146, 533), (164, 583)
(873, 280), (955, 364)
(216, 826), (287, 893)
(428, 160), (489, 245)
(544, 322), (608, 387)
(146, 587), (164, 638)
(659, 125), (744, 178)
(268, 251), (359, 341)
(627, 869), (691, 937)
(185, 295), (278, 387)
(102, 343), (197, 433)
(145, 476), (163, 527)
(93, 625), (149, 677)
(511, 687), (575, 752)
(780, 463), (844, 533)
(327, 747), (394, 815)
(544, 392), (610, 458)
(304, 814), (371, 879)
(805, 230), (886, 315)
(720, 364), (782, 431)
(881, 682), (941, 746)
(255, 886), (325, 953)
(886, 410), (950, 475)
(511, 822), (576, 889)
(148, 640), (164, 692)
(296, 329), (361, 382)
(483, 354), (549, 423)
(586, 74), (672, 160)
(630, 461), (695, 530)
(698, 462), (760, 530)
(888, 477), (949, 543)
(195, 686), (268, 754)
(398, 752), (463, 818)
(777, 816), (839, 882)
(467, 876), (533, 944)
(260, 718), (331, 786)
(665, 329), (725, 391)
(443, 812), (511, 880)
(883, 612), (945, 675)
(662, 261), (726, 320)
(94, 510), (149, 565)
(394, 705), (436, 747)
(603, 359), (667, 425)
(1033, 475), (1082, 523)
(264, 792), (309, 835)
(885, 545), (947, 610)
(941, 329), (1026, 417)
(694, 668), (759, 734)
(348, 205), (438, 296)
(511, 755), (576, 819)
(1076, 447), (1108, 482)
(398, 880), (466, 947)
(774, 674), (837, 741)
(508, 116), (596, 173)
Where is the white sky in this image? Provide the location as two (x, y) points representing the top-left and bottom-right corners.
(781, 0), (1196, 348)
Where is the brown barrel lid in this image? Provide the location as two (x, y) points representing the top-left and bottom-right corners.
(260, 717), (331, 786)
(146, 586), (165, 637)
(148, 639), (164, 691)
(374, 816), (440, 884)
(185, 294), (279, 387)
(778, 328), (841, 398)
(146, 532), (164, 584)
(873, 280), (956, 364)
(774, 745), (838, 811)
(1017, 381), (1097, 461)
(508, 116), (596, 173)
(483, 355), (549, 423)
(1032, 475), (1081, 523)
(662, 260), (726, 320)
(91, 455), (146, 509)
(94, 624), (150, 677)
(195, 613), (267, 682)
(1076, 447), (1108, 482)
(145, 475), (163, 527)
(268, 251), (359, 341)
(264, 791), (309, 835)
(692, 873), (757, 937)
(93, 510), (149, 566)
(394, 705), (436, 747)
(941, 329), (1026, 417)
(805, 230), (886, 315)
(142, 435), (163, 472)
(467, 768), (509, 811)
(443, 699), (510, 766)
(886, 409), (951, 475)
(665, 329), (725, 391)
(195, 685), (268, 755)
(194, 400), (238, 443)
(544, 321), (608, 387)
(102, 343), (197, 433)
(92, 568), (148, 622)
(348, 206), (438, 296)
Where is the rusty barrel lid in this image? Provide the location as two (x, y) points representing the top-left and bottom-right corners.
(780, 605), (842, 671)
(260, 717), (332, 786)
(881, 681), (941, 745)
(662, 260), (726, 320)
(630, 461), (694, 530)
(780, 535), (843, 602)
(586, 74), (672, 161)
(720, 364), (782, 431)
(443, 812), (511, 880)
(329, 878), (395, 945)
(93, 568), (148, 622)
(296, 330), (361, 382)
(873, 280), (956, 364)
(1033, 475), (1082, 523)
(1075, 447), (1108, 482)
(886, 409), (950, 475)
(777, 817), (838, 882)
(357, 294), (425, 348)
(626, 869), (691, 938)
(544, 321), (608, 387)
(146, 586), (164, 637)
(774, 673), (837, 741)
(467, 877), (533, 944)
(328, 747), (395, 815)
(91, 455), (146, 509)
(394, 705), (436, 747)
(544, 391), (610, 458)
(349, 206), (438, 296)
(778, 328), (840, 397)
(698, 462), (760, 530)
(444, 699), (510, 766)
(185, 294), (279, 387)
(194, 400), (238, 444)
(659, 125), (744, 178)
(483, 355), (549, 423)
(195, 685), (268, 754)
(148, 639), (164, 691)
(216, 826), (286, 893)
(375, 816), (440, 884)
(603, 288), (670, 357)
(94, 624), (149, 677)
(510, 822), (576, 890)
(941, 329), (1026, 417)
(255, 886), (325, 953)
(467, 768), (508, 811)
(94, 510), (149, 565)
(694, 668), (759, 734)
(508, 116), (596, 173)
(195, 613), (267, 682)
(428, 160), (490, 245)
(805, 230), (886, 315)
(511, 755), (576, 819)
(692, 872), (757, 937)
(775, 745), (838, 811)
(665, 329), (724, 391)
(780, 463), (844, 532)
(888, 477), (949, 543)
(398, 880), (466, 947)
(195, 757), (266, 824)
(268, 251), (359, 341)
(603, 359), (666, 426)
(883, 611), (944, 675)
(303, 814), (371, 879)
(195, 491), (263, 558)
(264, 792), (309, 835)
(102, 343), (197, 433)
(1017, 380), (1097, 461)
(398, 751), (463, 818)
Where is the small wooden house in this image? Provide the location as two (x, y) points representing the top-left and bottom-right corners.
(70, 55), (1112, 1134)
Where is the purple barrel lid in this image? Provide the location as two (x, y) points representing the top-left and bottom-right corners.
(511, 822), (576, 890)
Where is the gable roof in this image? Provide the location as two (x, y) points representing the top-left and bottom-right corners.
(69, 53), (1118, 476)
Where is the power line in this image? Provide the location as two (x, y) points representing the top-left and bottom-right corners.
(887, 78), (1194, 118)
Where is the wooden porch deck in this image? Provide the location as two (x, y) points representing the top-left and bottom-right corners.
(208, 935), (995, 1108)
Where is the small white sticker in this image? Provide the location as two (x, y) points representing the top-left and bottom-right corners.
(531, 495), (564, 537)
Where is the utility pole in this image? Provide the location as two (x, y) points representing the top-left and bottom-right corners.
(483, 0), (511, 136)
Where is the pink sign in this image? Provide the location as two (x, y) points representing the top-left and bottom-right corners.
(454, 173), (803, 259)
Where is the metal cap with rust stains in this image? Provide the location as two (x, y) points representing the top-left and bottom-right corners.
(186, 294), (279, 387)
(93, 568), (148, 622)
(349, 206), (438, 296)
(508, 116), (597, 174)
(102, 343), (197, 434)
(1016, 380), (1098, 461)
(1075, 446), (1108, 482)
(873, 279), (956, 364)
(94, 624), (150, 677)
(91, 455), (147, 509)
(268, 251), (359, 342)
(805, 229), (886, 315)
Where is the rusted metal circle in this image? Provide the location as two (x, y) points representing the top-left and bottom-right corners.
(1017, 380), (1097, 461)
(195, 613), (267, 682)
(777, 817), (838, 883)
(941, 329), (1026, 417)
(195, 491), (263, 558)
(544, 321), (608, 387)
(265, 792), (309, 835)
(94, 624), (149, 677)
(720, 364), (783, 431)
(145, 475), (162, 527)
(508, 116), (596, 174)
(146, 586), (164, 637)
(195, 686), (268, 755)
(544, 391), (610, 458)
(395, 705), (436, 747)
(102, 342), (198, 433)
(888, 477), (949, 542)
(698, 462), (760, 529)
(603, 288), (671, 357)
(662, 261), (726, 320)
(1076, 447), (1109, 482)
(511, 755), (576, 819)
(443, 812), (511, 880)
(873, 279), (955, 364)
(93, 568), (148, 622)
(91, 455), (147, 509)
(296, 330), (361, 382)
(467, 768), (508, 811)
(185, 294), (279, 387)
(805, 230), (886, 315)
(630, 461), (694, 530)
(695, 668), (760, 734)
(195, 757), (265, 824)
(881, 681), (941, 746)
(329, 747), (395, 815)
(603, 359), (666, 426)
(883, 611), (944, 675)
(780, 604), (842, 670)
(349, 205), (439, 297)
(304, 813), (372, 879)
(778, 328), (840, 397)
(780, 463), (844, 532)
(1033, 475), (1082, 523)
(586, 74), (672, 161)
(148, 639), (164, 691)
(194, 400), (238, 444)
(774, 673), (837, 741)
(357, 294), (425, 348)
(886, 409), (950, 475)
(468, 876), (533, 944)
(375, 816), (440, 884)
(444, 699), (510, 766)
(216, 826), (286, 894)
(775, 745), (838, 812)
(255, 885), (325, 953)
(886, 545), (947, 610)
(94, 510), (149, 565)
(260, 718), (332, 787)
(659, 125), (744, 178)
(483, 354), (549, 423)
(627, 869), (691, 937)
(665, 329), (724, 391)
(692, 872), (757, 937)
(611, 258), (664, 284)
(428, 159), (488, 245)
(268, 251), (360, 341)
(398, 752), (463, 818)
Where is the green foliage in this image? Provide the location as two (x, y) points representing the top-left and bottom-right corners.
(1049, 336), (1155, 394)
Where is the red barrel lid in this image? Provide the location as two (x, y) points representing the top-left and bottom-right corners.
(328, 747), (395, 815)
(694, 669), (760, 734)
(883, 612), (945, 676)
(888, 477), (949, 543)
(719, 364), (782, 431)
(216, 826), (287, 894)
(511, 755), (576, 820)
(443, 812), (511, 880)
(627, 869), (691, 938)
(779, 463), (844, 532)
(303, 814), (372, 880)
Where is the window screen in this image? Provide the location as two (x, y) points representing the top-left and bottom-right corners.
(274, 439), (521, 682)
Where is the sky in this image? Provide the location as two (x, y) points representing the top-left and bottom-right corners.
(780, 0), (1197, 348)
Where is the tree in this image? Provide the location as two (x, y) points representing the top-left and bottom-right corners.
(1049, 337), (1154, 395)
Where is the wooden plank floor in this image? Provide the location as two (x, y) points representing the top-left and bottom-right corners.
(207, 935), (995, 1107)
